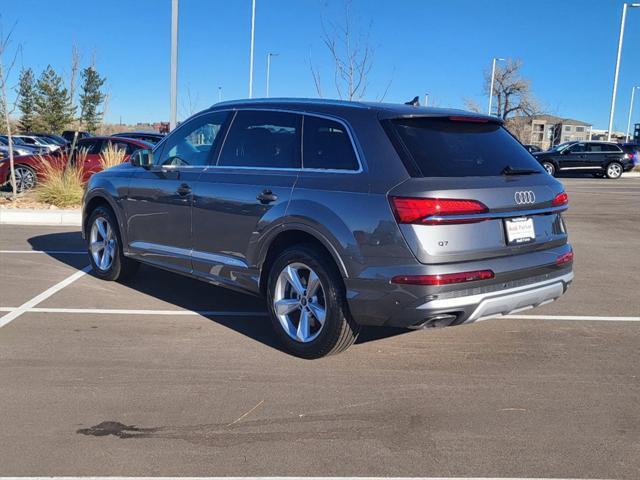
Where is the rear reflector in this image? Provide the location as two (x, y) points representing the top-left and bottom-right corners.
(391, 270), (495, 286)
(552, 191), (568, 206)
(390, 197), (488, 225)
(556, 251), (574, 266)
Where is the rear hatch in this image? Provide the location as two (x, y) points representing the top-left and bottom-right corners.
(384, 115), (569, 264)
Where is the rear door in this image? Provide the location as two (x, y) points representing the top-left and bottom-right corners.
(385, 116), (568, 264)
(124, 111), (229, 273)
(191, 110), (301, 290)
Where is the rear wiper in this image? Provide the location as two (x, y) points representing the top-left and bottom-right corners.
(501, 165), (540, 176)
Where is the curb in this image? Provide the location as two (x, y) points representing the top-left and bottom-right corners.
(622, 171), (640, 178)
(0, 208), (81, 226)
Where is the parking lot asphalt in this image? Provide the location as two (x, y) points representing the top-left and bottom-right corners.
(0, 176), (638, 478)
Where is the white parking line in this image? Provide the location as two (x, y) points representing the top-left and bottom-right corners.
(0, 265), (92, 328)
(504, 314), (640, 322)
(0, 250), (86, 254)
(0, 307), (268, 317)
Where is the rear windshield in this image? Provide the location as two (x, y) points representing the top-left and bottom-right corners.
(388, 117), (544, 177)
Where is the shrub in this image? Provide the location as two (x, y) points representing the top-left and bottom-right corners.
(99, 142), (126, 171)
(35, 155), (85, 208)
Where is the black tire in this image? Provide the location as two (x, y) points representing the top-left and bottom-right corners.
(86, 205), (139, 281)
(541, 161), (555, 176)
(605, 162), (623, 179)
(266, 244), (360, 359)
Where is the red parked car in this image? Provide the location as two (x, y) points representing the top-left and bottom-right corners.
(0, 136), (152, 192)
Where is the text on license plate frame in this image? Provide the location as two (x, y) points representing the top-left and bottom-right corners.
(504, 216), (535, 245)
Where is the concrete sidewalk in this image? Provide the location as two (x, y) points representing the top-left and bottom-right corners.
(0, 207), (81, 226)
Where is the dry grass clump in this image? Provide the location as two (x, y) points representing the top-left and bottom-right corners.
(99, 143), (127, 170)
(34, 154), (85, 208)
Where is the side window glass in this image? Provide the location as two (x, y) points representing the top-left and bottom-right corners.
(303, 115), (359, 170)
(78, 140), (102, 154)
(157, 111), (228, 166)
(587, 144), (603, 153)
(569, 143), (586, 153)
(218, 110), (301, 168)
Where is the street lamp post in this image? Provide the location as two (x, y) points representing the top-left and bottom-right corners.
(170, 0), (179, 130)
(607, 3), (640, 142)
(626, 85), (639, 142)
(424, 93), (429, 106)
(218, 86), (222, 103)
(248, 0), (256, 98)
(266, 52), (279, 98)
(488, 57), (505, 116)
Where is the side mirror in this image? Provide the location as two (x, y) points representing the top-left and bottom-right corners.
(130, 148), (153, 168)
(562, 149), (571, 155)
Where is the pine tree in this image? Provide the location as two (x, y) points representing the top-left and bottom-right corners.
(79, 66), (105, 134)
(17, 68), (37, 133)
(34, 65), (75, 134)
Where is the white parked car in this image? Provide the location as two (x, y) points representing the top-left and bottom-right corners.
(13, 135), (60, 153)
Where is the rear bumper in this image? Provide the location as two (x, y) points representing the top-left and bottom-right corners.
(414, 271), (573, 326)
(344, 246), (574, 328)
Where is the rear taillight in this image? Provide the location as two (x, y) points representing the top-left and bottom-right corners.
(390, 197), (488, 225)
(391, 270), (495, 286)
(552, 191), (568, 207)
(556, 251), (574, 266)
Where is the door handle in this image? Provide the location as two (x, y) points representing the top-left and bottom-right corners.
(256, 189), (278, 204)
(176, 183), (192, 196)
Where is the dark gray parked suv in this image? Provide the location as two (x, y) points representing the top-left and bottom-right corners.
(82, 99), (573, 358)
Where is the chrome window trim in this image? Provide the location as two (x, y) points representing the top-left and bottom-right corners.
(207, 107), (365, 174)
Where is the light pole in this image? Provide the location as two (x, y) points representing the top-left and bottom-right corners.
(424, 93), (429, 106)
(218, 86), (222, 103)
(266, 52), (279, 98)
(488, 57), (505, 116)
(626, 85), (639, 142)
(607, 3), (640, 142)
(248, 0), (256, 98)
(170, 0), (179, 130)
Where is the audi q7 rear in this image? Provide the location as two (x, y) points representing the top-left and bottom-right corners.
(82, 99), (573, 358)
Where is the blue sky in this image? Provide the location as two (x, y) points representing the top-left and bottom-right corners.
(1, 0), (639, 130)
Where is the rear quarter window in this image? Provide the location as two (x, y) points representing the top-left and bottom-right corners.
(303, 115), (359, 170)
(387, 117), (544, 177)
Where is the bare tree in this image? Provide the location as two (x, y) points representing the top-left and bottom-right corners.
(0, 19), (22, 200)
(485, 59), (539, 120)
(463, 98), (482, 113)
(311, 0), (388, 101)
(179, 84), (200, 120)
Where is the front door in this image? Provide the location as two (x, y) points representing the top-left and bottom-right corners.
(124, 111), (229, 274)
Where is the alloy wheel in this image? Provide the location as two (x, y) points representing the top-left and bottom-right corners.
(543, 162), (554, 176)
(607, 163), (622, 178)
(273, 262), (327, 343)
(14, 166), (36, 192)
(89, 216), (116, 271)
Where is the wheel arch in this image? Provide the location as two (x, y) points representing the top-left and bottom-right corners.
(257, 225), (349, 296)
(82, 192), (124, 242)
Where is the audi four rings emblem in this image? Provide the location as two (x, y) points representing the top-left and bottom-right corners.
(514, 191), (536, 205)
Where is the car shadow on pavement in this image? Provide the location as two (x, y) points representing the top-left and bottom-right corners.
(28, 231), (410, 353)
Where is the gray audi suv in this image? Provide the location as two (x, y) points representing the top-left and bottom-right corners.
(82, 99), (573, 358)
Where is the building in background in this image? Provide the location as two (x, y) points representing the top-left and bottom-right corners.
(590, 129), (627, 143)
(506, 114), (592, 150)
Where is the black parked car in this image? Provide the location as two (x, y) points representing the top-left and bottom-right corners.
(533, 141), (634, 179)
(112, 131), (165, 144)
(523, 144), (542, 153)
(62, 130), (92, 143)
